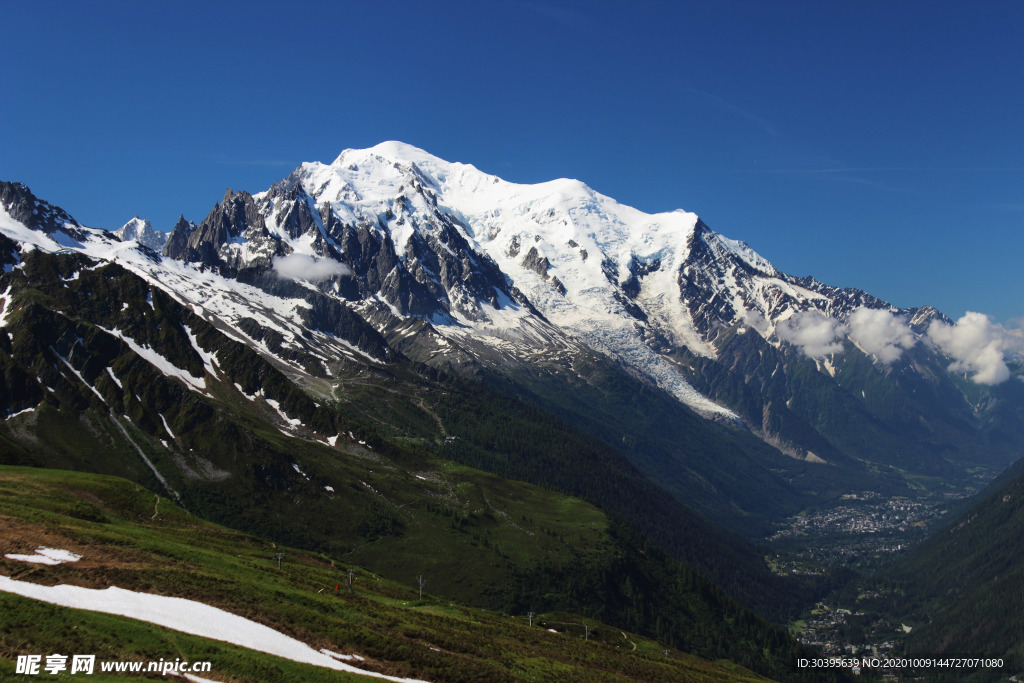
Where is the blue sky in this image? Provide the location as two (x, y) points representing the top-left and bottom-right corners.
(2, 0), (1021, 322)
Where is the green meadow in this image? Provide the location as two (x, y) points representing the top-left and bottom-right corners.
(0, 465), (768, 682)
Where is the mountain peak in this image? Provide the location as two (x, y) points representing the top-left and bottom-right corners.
(366, 140), (434, 160)
(331, 140), (441, 168)
(114, 216), (167, 252)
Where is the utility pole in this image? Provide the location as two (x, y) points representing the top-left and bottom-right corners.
(417, 574), (426, 600)
(273, 553), (284, 570)
(582, 622), (590, 641)
(347, 568), (355, 593)
(527, 611), (536, 627)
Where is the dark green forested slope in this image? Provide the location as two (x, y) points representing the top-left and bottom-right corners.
(331, 354), (850, 626)
(427, 374), (848, 624)
(477, 346), (833, 539)
(870, 468), (1024, 680)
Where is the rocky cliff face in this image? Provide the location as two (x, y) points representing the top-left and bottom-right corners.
(159, 170), (536, 325)
(1, 181), (88, 241)
(162, 215), (195, 259)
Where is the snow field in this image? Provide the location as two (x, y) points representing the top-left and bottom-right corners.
(0, 575), (429, 682)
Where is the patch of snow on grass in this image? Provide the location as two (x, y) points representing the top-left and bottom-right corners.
(323, 650), (365, 661)
(99, 326), (206, 392)
(5, 406), (36, 420)
(177, 673), (221, 683)
(0, 286), (13, 327)
(52, 350), (107, 404)
(267, 398), (302, 427)
(0, 576), (430, 682)
(184, 324), (220, 373)
(234, 383), (261, 400)
(4, 547), (81, 565)
(160, 414), (176, 439)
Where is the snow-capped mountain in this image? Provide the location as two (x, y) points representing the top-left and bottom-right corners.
(2, 144), (1022, 536)
(144, 142), (873, 418)
(113, 217), (168, 252)
(292, 142), (738, 415)
(153, 142), (1022, 420)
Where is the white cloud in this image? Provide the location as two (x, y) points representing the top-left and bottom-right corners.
(272, 254), (351, 281)
(927, 312), (1024, 385)
(740, 309), (770, 334)
(775, 307), (1023, 383)
(847, 308), (916, 364)
(777, 310), (848, 359)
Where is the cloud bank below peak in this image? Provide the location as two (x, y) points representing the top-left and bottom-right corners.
(272, 254), (351, 282)
(928, 312), (1024, 385)
(775, 307), (1021, 385)
(847, 307), (916, 364)
(777, 310), (848, 360)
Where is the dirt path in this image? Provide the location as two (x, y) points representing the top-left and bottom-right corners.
(414, 398), (447, 439)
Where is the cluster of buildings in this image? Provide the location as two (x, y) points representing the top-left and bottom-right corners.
(796, 601), (910, 679)
(768, 492), (948, 567)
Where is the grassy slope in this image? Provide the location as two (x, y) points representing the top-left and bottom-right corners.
(0, 399), (614, 615)
(0, 465), (767, 683)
